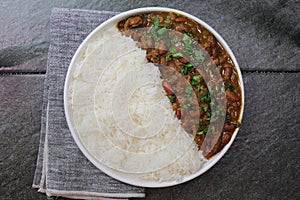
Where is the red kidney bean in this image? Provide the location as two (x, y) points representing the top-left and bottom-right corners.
(175, 16), (187, 23)
(222, 66), (233, 80)
(220, 55), (228, 63)
(170, 12), (177, 20)
(212, 48), (218, 59)
(130, 16), (142, 27)
(223, 124), (235, 132)
(208, 35), (217, 47)
(222, 132), (231, 146)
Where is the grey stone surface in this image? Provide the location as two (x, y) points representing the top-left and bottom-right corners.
(0, 0), (299, 72)
(0, 75), (45, 200)
(1, 72), (299, 199)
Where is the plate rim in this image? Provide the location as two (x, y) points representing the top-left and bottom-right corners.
(64, 7), (245, 188)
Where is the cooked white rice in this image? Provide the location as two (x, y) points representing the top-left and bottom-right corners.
(68, 27), (206, 182)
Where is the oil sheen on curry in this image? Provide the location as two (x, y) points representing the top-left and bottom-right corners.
(117, 11), (242, 159)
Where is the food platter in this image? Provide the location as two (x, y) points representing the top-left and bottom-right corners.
(64, 7), (244, 187)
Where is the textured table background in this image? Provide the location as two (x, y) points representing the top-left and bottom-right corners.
(0, 0), (299, 200)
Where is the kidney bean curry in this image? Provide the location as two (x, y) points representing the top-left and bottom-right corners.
(117, 11), (242, 159)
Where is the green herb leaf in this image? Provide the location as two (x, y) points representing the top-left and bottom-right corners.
(197, 125), (210, 135)
(153, 17), (160, 27)
(170, 47), (177, 54)
(183, 33), (192, 45)
(172, 52), (183, 58)
(168, 94), (177, 103)
(225, 82), (235, 91)
(225, 115), (231, 123)
(171, 38), (179, 43)
(166, 54), (172, 62)
(157, 27), (167, 35)
(195, 50), (204, 63)
(148, 27), (156, 37)
(185, 86), (193, 94)
(200, 91), (210, 103)
(183, 33), (193, 55)
(183, 103), (191, 109)
(210, 104), (225, 122)
(185, 63), (194, 68)
(182, 30), (195, 37)
(234, 122), (241, 128)
(202, 105), (209, 112)
(197, 85), (204, 91)
(191, 75), (202, 85)
(196, 131), (205, 135)
(180, 66), (188, 75)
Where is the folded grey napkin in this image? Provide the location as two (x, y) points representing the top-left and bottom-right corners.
(32, 8), (145, 199)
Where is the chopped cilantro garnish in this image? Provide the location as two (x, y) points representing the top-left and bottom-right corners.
(185, 86), (193, 94)
(182, 30), (195, 37)
(157, 27), (167, 35)
(197, 131), (205, 135)
(197, 85), (204, 91)
(170, 47), (177, 54)
(153, 17), (160, 27)
(149, 17), (161, 37)
(210, 97), (215, 107)
(168, 94), (177, 103)
(185, 63), (193, 67)
(202, 105), (209, 112)
(197, 125), (210, 135)
(181, 66), (188, 75)
(183, 33), (193, 55)
(180, 63), (194, 75)
(171, 38), (179, 43)
(234, 122), (241, 128)
(183, 103), (191, 109)
(210, 104), (225, 122)
(225, 115), (231, 123)
(148, 27), (156, 37)
(185, 87), (193, 102)
(191, 75), (202, 85)
(183, 33), (192, 45)
(225, 82), (235, 91)
(166, 54), (172, 62)
(200, 91), (210, 103)
(165, 52), (183, 61)
(172, 52), (183, 58)
(195, 50), (204, 63)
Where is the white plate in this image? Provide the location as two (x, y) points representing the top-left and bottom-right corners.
(64, 7), (244, 187)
